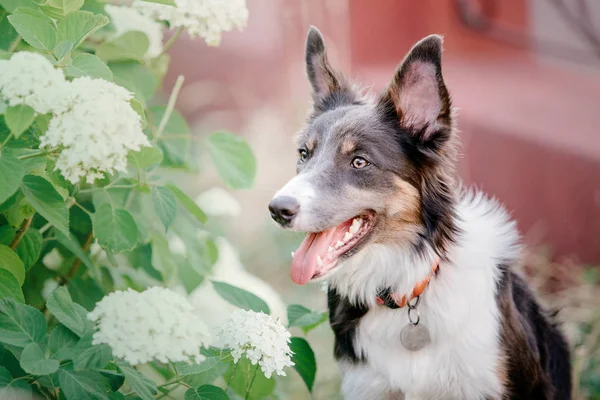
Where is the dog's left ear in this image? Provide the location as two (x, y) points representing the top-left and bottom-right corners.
(378, 35), (451, 139)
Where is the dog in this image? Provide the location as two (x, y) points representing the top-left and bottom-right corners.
(268, 27), (572, 400)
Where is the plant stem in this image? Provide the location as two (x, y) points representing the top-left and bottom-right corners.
(73, 201), (93, 216)
(226, 362), (238, 390)
(0, 132), (13, 150)
(8, 35), (21, 52)
(39, 222), (52, 234)
(245, 364), (260, 400)
(78, 184), (138, 193)
(160, 27), (184, 55)
(10, 216), (33, 249)
(155, 75), (185, 140)
(17, 149), (54, 160)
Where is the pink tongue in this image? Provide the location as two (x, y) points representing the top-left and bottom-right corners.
(291, 224), (347, 285)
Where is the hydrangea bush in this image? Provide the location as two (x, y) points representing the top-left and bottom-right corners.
(0, 1), (324, 399)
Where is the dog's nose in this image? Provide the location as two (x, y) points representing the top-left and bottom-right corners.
(269, 196), (300, 226)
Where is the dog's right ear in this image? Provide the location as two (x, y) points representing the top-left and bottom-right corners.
(305, 26), (343, 102)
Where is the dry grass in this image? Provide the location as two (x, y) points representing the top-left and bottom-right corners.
(521, 248), (600, 400)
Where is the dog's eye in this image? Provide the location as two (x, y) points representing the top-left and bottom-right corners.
(298, 149), (308, 162)
(351, 156), (370, 169)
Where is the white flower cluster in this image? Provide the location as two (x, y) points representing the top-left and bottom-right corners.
(40, 77), (149, 184)
(0, 52), (149, 184)
(218, 310), (294, 378)
(88, 287), (211, 365)
(105, 4), (164, 58)
(133, 0), (248, 46)
(0, 52), (66, 114)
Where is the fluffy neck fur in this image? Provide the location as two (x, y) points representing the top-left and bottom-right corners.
(327, 189), (523, 307)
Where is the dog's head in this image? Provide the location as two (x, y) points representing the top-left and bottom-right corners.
(269, 27), (459, 285)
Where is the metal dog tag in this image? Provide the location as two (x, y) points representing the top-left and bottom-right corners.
(400, 295), (430, 351)
(400, 323), (431, 351)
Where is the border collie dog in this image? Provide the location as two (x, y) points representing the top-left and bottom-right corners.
(268, 27), (572, 400)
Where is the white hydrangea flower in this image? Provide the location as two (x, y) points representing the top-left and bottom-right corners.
(132, 0), (248, 46)
(105, 4), (164, 58)
(0, 52), (67, 114)
(39, 77), (149, 184)
(218, 309), (294, 378)
(195, 187), (241, 217)
(88, 287), (211, 365)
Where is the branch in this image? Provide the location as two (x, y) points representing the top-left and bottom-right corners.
(10, 216), (33, 249)
(56, 232), (94, 285)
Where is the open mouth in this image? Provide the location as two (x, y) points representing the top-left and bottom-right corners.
(290, 211), (376, 285)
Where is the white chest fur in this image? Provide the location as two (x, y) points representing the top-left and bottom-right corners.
(330, 191), (522, 399)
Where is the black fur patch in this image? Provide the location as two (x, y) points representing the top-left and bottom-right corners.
(328, 288), (368, 363)
(496, 265), (572, 399)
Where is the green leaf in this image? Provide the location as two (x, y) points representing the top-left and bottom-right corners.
(110, 61), (157, 106)
(287, 304), (327, 333)
(0, 299), (46, 347)
(7, 7), (56, 51)
(19, 342), (59, 375)
(184, 385), (229, 400)
(5, 105), (35, 138)
(0, 0), (38, 13)
(58, 369), (109, 400)
(0, 270), (24, 303)
(152, 186), (177, 231)
(97, 31), (149, 62)
(68, 276), (104, 312)
(140, 0), (175, 5)
(175, 357), (221, 377)
(129, 98), (146, 129)
(65, 53), (112, 80)
(0, 364), (32, 397)
(100, 369), (125, 392)
(57, 11), (109, 50)
(0, 226), (16, 245)
(128, 146), (162, 170)
(46, 286), (88, 337)
(148, 106), (191, 168)
(48, 324), (79, 359)
(0, 154), (25, 205)
(290, 337), (316, 392)
(15, 228), (42, 271)
(41, 0), (84, 19)
(92, 203), (138, 253)
(207, 131), (256, 189)
(54, 40), (74, 60)
(0, 245), (24, 286)
(150, 234), (175, 281)
(167, 184), (207, 224)
(21, 175), (69, 235)
(115, 359), (157, 400)
(211, 281), (270, 314)
(74, 344), (111, 371)
(224, 357), (274, 400)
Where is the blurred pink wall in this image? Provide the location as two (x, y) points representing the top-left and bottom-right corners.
(166, 0), (600, 264)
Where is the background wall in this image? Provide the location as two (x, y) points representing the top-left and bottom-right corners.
(160, 1), (600, 397)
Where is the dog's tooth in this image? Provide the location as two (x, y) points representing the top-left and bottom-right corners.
(328, 246), (334, 253)
(316, 256), (323, 267)
(349, 224), (359, 234)
(291, 251), (295, 257)
(335, 240), (344, 248)
(344, 232), (353, 241)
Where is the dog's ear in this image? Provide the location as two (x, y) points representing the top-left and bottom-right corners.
(378, 35), (451, 139)
(305, 26), (343, 102)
